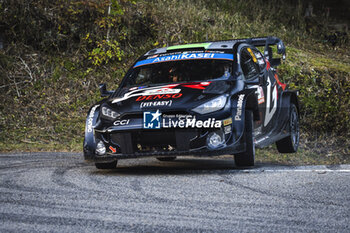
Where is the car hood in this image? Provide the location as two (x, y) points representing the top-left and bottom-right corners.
(106, 81), (231, 113)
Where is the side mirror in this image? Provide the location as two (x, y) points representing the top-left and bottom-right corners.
(277, 40), (286, 60)
(264, 42), (286, 63)
(277, 40), (285, 54)
(99, 83), (113, 97)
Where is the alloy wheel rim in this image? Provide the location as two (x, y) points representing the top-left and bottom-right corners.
(290, 108), (299, 149)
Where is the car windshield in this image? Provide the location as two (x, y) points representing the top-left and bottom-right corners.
(122, 59), (234, 87)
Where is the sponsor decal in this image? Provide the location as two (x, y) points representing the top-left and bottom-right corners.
(87, 105), (99, 133)
(143, 110), (162, 129)
(143, 88), (181, 95)
(112, 84), (180, 104)
(136, 93), (182, 101)
(224, 125), (232, 134)
(152, 53), (214, 63)
(113, 82), (209, 104)
(162, 116), (221, 128)
(257, 86), (265, 104)
(143, 111), (222, 129)
(162, 114), (192, 120)
(223, 117), (232, 126)
(109, 146), (117, 153)
(140, 100), (172, 108)
(235, 94), (245, 121)
(113, 119), (130, 126)
(134, 53), (234, 68)
(248, 85), (265, 104)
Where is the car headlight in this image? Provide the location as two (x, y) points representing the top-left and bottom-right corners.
(192, 95), (227, 114)
(101, 106), (120, 120)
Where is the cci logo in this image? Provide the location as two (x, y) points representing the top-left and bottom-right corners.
(143, 110), (161, 129)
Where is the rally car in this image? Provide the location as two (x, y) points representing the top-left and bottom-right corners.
(83, 36), (300, 169)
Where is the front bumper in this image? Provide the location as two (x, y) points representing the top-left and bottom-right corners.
(84, 144), (245, 162)
(84, 126), (246, 163)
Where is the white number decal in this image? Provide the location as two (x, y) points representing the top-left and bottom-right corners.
(264, 81), (277, 126)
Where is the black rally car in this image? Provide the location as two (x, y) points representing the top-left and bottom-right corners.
(84, 36), (300, 169)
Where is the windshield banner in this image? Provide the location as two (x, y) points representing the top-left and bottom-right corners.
(134, 53), (234, 68)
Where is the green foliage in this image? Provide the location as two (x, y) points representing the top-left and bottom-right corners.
(278, 48), (350, 134)
(0, 0), (349, 156)
(87, 39), (123, 66)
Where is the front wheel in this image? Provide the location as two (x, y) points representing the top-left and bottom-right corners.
(95, 160), (118, 169)
(234, 110), (255, 167)
(276, 103), (299, 153)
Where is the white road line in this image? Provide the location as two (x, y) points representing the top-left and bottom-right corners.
(240, 165), (350, 173)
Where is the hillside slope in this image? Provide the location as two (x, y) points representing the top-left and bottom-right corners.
(0, 0), (349, 163)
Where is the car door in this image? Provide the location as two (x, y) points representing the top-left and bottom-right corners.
(239, 46), (264, 134)
(251, 47), (280, 135)
(239, 46), (279, 137)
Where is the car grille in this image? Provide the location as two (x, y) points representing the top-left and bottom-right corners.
(110, 128), (198, 154)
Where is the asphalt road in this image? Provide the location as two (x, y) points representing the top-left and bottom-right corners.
(1, 153), (350, 232)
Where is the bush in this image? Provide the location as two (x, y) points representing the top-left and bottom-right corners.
(0, 0), (349, 151)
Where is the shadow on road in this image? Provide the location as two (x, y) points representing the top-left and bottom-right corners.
(90, 157), (290, 176)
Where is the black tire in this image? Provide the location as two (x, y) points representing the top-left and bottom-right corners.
(276, 103), (299, 153)
(234, 110), (255, 167)
(95, 160), (118, 169)
(156, 156), (176, 161)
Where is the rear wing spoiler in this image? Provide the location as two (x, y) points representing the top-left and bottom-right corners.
(230, 36), (286, 67)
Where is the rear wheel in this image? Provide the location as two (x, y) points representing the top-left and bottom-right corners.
(95, 160), (118, 169)
(234, 110), (255, 167)
(276, 103), (299, 153)
(157, 156), (176, 161)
